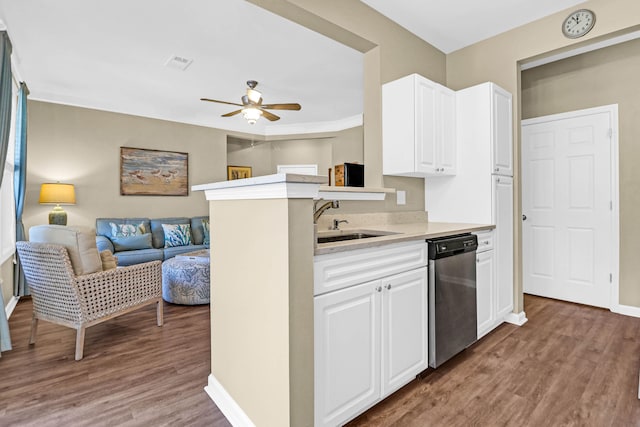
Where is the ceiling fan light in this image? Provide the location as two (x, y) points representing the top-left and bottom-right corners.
(242, 107), (263, 124)
(247, 88), (262, 104)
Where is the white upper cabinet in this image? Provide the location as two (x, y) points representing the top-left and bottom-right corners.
(383, 74), (456, 177)
(492, 86), (513, 176)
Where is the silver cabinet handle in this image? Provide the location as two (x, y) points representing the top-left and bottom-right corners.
(483, 240), (489, 245)
(376, 286), (382, 292)
(495, 167), (500, 172)
(386, 284), (392, 290)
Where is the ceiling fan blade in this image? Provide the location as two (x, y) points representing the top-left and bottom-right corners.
(221, 109), (243, 117)
(200, 98), (244, 107)
(261, 109), (280, 121)
(261, 103), (302, 111)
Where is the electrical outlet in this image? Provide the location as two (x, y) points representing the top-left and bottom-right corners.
(396, 190), (406, 205)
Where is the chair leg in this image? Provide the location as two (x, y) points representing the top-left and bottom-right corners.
(75, 327), (86, 361)
(29, 314), (38, 345)
(157, 299), (164, 326)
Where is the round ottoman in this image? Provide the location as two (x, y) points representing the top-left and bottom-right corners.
(162, 252), (210, 305)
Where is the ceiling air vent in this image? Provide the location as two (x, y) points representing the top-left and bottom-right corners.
(165, 55), (193, 71)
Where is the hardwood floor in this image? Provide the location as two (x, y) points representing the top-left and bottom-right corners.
(2, 295), (640, 426)
(0, 298), (230, 427)
(347, 294), (640, 427)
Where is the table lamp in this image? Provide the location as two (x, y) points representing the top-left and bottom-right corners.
(39, 183), (76, 225)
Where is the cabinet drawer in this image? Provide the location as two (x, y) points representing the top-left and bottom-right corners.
(474, 230), (494, 253)
(314, 241), (427, 296)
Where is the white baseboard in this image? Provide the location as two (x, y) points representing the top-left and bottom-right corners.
(5, 296), (19, 319)
(611, 304), (640, 318)
(504, 311), (528, 326)
(204, 373), (255, 427)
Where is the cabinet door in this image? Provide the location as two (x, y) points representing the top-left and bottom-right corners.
(415, 78), (438, 174)
(438, 87), (457, 175)
(381, 267), (428, 397)
(492, 85), (513, 176)
(476, 250), (496, 339)
(494, 176), (514, 320)
(315, 280), (381, 427)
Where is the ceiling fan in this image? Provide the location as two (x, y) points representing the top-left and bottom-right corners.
(200, 80), (302, 125)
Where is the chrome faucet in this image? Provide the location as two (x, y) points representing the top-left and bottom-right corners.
(332, 219), (349, 230)
(313, 200), (339, 223)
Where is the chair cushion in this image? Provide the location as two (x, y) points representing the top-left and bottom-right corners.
(29, 225), (102, 276)
(162, 224), (192, 248)
(99, 250), (118, 270)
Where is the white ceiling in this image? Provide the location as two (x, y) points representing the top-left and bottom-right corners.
(0, 0), (588, 136)
(361, 0), (587, 53)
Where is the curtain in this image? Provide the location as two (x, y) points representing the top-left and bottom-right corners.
(13, 82), (28, 296)
(0, 31), (14, 355)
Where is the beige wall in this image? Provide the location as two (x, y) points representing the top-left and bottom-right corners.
(446, 0), (640, 312)
(210, 198), (314, 426)
(25, 100), (231, 232)
(521, 38), (640, 306)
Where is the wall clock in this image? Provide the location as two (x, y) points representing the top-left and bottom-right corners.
(562, 9), (596, 39)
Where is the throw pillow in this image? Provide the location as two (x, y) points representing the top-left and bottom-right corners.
(99, 250), (118, 270)
(202, 219), (210, 245)
(109, 222), (146, 238)
(162, 223), (192, 248)
(111, 233), (153, 251)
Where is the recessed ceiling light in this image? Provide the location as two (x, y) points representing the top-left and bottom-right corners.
(165, 55), (193, 71)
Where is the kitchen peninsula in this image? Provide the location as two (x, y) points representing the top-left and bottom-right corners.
(193, 173), (493, 427)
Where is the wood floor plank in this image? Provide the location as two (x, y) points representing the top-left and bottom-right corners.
(347, 295), (640, 427)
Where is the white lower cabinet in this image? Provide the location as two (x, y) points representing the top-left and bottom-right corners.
(314, 242), (428, 427)
(476, 248), (496, 339)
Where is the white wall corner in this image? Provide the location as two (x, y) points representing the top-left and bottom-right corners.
(5, 296), (19, 319)
(504, 311), (528, 326)
(204, 373), (256, 427)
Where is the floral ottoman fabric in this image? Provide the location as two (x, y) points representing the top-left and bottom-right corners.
(161, 255), (210, 305)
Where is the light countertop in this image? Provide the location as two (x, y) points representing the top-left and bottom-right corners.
(314, 221), (494, 255)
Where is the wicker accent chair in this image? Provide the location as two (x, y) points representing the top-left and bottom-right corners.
(16, 241), (163, 361)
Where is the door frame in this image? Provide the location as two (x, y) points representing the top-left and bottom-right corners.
(521, 104), (619, 312)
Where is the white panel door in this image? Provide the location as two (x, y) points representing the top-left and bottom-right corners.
(381, 267), (428, 396)
(416, 79), (437, 174)
(522, 111), (612, 308)
(314, 280), (381, 427)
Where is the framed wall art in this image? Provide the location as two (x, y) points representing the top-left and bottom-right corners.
(227, 165), (252, 180)
(120, 147), (188, 196)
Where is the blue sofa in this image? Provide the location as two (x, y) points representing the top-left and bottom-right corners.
(95, 216), (209, 266)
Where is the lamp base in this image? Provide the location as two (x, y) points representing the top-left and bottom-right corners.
(49, 205), (67, 226)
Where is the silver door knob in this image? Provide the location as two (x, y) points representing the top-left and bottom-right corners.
(522, 214), (527, 221)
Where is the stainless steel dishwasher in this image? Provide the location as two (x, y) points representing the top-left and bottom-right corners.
(427, 234), (478, 368)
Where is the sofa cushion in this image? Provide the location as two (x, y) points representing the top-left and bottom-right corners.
(162, 224), (192, 248)
(109, 221), (146, 237)
(150, 217), (190, 248)
(190, 216), (209, 245)
(114, 248), (164, 266)
(96, 218), (151, 239)
(202, 219), (210, 245)
(111, 233), (153, 251)
(29, 225), (102, 276)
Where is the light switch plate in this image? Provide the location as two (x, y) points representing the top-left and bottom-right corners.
(396, 190), (406, 205)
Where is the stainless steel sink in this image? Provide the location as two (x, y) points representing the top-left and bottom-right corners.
(316, 230), (398, 244)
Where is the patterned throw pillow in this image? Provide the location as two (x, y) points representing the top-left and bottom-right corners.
(202, 219), (210, 245)
(162, 223), (192, 248)
(109, 222), (146, 238)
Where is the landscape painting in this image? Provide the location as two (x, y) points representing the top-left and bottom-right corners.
(120, 147), (188, 196)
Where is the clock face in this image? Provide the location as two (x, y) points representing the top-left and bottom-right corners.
(562, 9), (596, 39)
